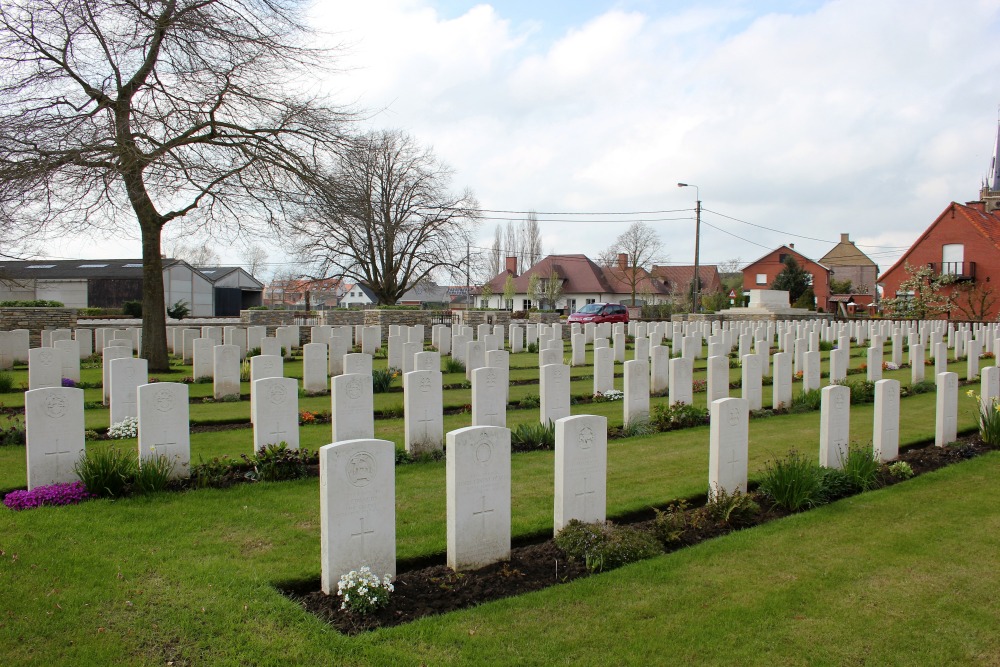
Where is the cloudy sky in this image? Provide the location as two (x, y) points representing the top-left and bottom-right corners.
(56, 0), (1000, 280)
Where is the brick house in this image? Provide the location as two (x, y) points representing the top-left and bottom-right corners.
(818, 233), (878, 309)
(879, 120), (1000, 320)
(741, 245), (832, 312)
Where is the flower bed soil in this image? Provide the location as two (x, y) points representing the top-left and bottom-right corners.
(285, 436), (992, 635)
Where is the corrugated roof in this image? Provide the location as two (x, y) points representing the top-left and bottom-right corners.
(0, 258), (185, 280)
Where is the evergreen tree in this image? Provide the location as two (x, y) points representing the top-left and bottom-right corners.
(771, 256), (812, 303)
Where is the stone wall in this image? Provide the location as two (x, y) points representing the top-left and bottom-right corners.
(364, 310), (451, 341)
(527, 312), (560, 324)
(0, 308), (79, 347)
(240, 310), (320, 328)
(460, 310), (513, 330)
(320, 310), (367, 327)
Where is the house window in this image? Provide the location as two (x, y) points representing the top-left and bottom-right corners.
(586, 298), (596, 305)
(481, 298), (490, 308)
(942, 244), (964, 275)
(567, 298), (576, 313)
(756, 274), (767, 285)
(523, 299), (532, 310)
(778, 254), (788, 264)
(505, 298), (513, 311)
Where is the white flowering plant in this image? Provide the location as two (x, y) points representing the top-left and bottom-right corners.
(337, 566), (394, 614)
(107, 416), (139, 439)
(593, 389), (624, 403)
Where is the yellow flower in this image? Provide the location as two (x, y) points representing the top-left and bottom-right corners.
(966, 389), (976, 398)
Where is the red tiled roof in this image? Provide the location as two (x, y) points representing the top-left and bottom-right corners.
(878, 202), (1000, 281)
(484, 254), (671, 296)
(650, 265), (723, 293)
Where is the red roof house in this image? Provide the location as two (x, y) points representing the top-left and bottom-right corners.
(741, 245), (832, 312)
(878, 201), (1000, 320)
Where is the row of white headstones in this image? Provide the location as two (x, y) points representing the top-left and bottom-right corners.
(22, 316), (996, 489)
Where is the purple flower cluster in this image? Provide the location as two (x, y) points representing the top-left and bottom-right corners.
(61, 377), (76, 388)
(3, 481), (92, 511)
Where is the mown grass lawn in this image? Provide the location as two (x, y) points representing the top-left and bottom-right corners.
(0, 338), (993, 665)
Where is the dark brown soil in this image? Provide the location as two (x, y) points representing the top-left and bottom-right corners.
(285, 436), (993, 635)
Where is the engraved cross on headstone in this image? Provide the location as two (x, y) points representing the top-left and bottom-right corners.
(267, 424), (288, 445)
(44, 438), (74, 479)
(350, 516), (375, 551)
(418, 408), (435, 441)
(472, 494), (494, 537)
(575, 476), (595, 515)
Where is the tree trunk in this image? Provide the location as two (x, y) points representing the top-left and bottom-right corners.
(140, 222), (170, 371)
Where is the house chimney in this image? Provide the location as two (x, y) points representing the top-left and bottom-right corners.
(789, 243), (795, 250)
(617, 253), (628, 269)
(505, 256), (518, 277)
(840, 233), (850, 243)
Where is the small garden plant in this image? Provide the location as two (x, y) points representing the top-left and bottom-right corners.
(107, 416), (139, 439)
(967, 389), (1000, 446)
(3, 481), (92, 511)
(337, 566), (394, 614)
(555, 520), (662, 573)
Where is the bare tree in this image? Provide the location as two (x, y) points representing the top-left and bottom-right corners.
(0, 0), (351, 370)
(166, 239), (220, 268)
(292, 129), (479, 305)
(242, 244), (269, 278)
(488, 224), (503, 278)
(522, 211), (544, 269)
(603, 222), (664, 306)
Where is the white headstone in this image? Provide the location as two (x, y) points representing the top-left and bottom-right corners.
(213, 344), (241, 399)
(594, 346), (615, 394)
(472, 365), (508, 427)
(252, 377), (299, 451)
(331, 374), (375, 442)
(53, 339), (81, 383)
(320, 438), (396, 594)
(709, 397), (749, 496)
(554, 414), (607, 533)
(345, 352), (375, 376)
(24, 387), (86, 489)
(404, 370), (444, 454)
(249, 354), (283, 423)
(110, 357), (147, 425)
(873, 379), (900, 462)
(819, 384), (851, 469)
(803, 350), (821, 392)
(935, 372), (958, 447)
(650, 345), (670, 394)
(193, 337), (215, 380)
(706, 355), (729, 404)
(668, 357), (693, 406)
(741, 353), (763, 411)
(137, 382), (190, 480)
(303, 343), (330, 393)
(623, 359), (650, 426)
(28, 347), (62, 390)
(540, 363), (571, 425)
(446, 425), (511, 571)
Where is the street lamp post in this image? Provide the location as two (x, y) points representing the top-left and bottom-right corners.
(677, 183), (701, 313)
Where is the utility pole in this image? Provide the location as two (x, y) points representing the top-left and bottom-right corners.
(466, 240), (471, 310)
(677, 183), (701, 313)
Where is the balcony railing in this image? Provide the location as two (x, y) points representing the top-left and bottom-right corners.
(927, 261), (976, 281)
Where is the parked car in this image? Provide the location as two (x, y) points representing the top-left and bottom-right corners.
(566, 302), (629, 324)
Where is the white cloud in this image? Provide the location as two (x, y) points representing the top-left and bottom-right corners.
(47, 0), (1000, 280)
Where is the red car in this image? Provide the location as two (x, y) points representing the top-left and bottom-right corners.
(567, 302), (629, 324)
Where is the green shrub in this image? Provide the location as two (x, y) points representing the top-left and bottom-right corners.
(620, 418), (655, 438)
(0, 414), (25, 445)
(239, 357), (251, 382)
(969, 391), (1000, 446)
(511, 420), (556, 452)
(888, 461), (914, 480)
(134, 454), (176, 493)
(758, 450), (825, 512)
(190, 455), (239, 488)
(790, 388), (823, 413)
(0, 299), (64, 307)
(518, 394), (540, 409)
(372, 368), (399, 393)
(705, 487), (761, 526)
(442, 357), (465, 374)
(0, 371), (15, 393)
(555, 520), (662, 573)
(835, 446), (883, 494)
(122, 300), (143, 317)
(841, 379), (875, 404)
(241, 442), (313, 482)
(818, 340), (835, 351)
(166, 300), (190, 320)
(907, 380), (935, 395)
(75, 447), (137, 498)
(527, 342), (538, 354)
(652, 500), (702, 545)
(246, 305), (269, 310)
(650, 403), (709, 431)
